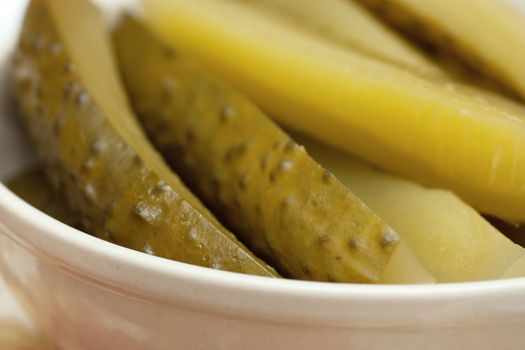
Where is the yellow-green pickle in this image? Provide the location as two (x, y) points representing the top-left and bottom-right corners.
(114, 16), (404, 283)
(11, 0), (277, 277)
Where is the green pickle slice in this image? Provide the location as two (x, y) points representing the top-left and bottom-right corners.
(114, 16), (405, 283)
(11, 0), (277, 277)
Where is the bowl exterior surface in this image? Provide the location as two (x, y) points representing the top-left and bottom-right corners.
(1, 222), (525, 350)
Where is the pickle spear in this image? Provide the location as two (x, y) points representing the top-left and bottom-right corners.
(142, 0), (525, 222)
(114, 16), (435, 283)
(11, 0), (277, 277)
(7, 168), (80, 228)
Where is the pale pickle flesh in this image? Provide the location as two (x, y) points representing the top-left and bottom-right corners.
(502, 255), (525, 279)
(299, 135), (525, 282)
(143, 0), (525, 222)
(379, 241), (435, 284)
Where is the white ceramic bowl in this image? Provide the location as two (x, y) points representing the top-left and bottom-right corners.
(2, 1), (525, 349)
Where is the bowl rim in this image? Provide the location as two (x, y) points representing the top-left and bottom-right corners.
(2, 181), (525, 327)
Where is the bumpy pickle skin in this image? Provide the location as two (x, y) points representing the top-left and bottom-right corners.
(7, 168), (80, 228)
(113, 17), (408, 283)
(11, 0), (277, 277)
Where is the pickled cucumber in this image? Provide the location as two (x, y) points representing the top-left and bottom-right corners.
(113, 16), (435, 283)
(142, 0), (525, 222)
(7, 168), (80, 228)
(11, 0), (277, 277)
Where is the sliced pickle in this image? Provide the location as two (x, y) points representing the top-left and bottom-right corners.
(11, 0), (277, 276)
(114, 16), (435, 283)
(142, 0), (525, 222)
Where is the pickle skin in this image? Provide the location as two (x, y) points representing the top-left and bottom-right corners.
(114, 16), (402, 283)
(11, 0), (277, 277)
